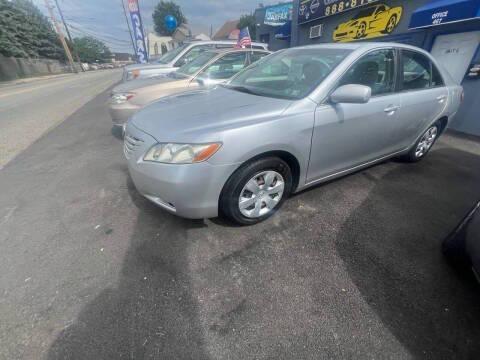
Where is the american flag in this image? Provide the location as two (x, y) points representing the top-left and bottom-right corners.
(236, 27), (252, 48)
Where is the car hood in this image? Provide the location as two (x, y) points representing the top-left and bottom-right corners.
(113, 75), (180, 93)
(131, 86), (292, 142)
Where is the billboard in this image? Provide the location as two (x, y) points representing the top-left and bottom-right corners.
(264, 3), (293, 26)
(128, 0), (148, 63)
(298, 0), (379, 24)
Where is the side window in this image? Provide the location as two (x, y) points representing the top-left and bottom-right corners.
(338, 49), (395, 96)
(376, 5), (386, 14)
(431, 63), (445, 87)
(401, 50), (432, 90)
(199, 52), (247, 80)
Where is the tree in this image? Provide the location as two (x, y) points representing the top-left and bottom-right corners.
(238, 14), (256, 40)
(152, 1), (187, 36)
(72, 36), (112, 63)
(0, 0), (64, 60)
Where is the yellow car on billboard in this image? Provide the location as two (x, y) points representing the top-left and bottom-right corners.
(333, 4), (402, 42)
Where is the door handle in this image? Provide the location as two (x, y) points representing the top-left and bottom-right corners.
(437, 95), (447, 103)
(384, 105), (400, 113)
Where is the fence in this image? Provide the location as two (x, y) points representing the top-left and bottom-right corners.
(0, 54), (80, 81)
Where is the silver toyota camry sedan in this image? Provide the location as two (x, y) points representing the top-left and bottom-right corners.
(124, 42), (463, 225)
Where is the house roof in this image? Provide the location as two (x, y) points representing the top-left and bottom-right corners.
(213, 19), (239, 40)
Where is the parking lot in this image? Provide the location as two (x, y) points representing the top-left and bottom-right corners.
(1, 87), (480, 359)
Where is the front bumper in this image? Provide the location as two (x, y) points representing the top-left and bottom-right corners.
(109, 102), (139, 126)
(124, 123), (238, 219)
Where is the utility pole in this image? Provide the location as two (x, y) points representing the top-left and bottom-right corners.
(120, 0), (137, 59)
(44, 0), (77, 73)
(53, 0), (85, 71)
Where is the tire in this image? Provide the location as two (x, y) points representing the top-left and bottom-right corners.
(383, 15), (397, 34)
(401, 123), (440, 162)
(219, 157), (293, 225)
(442, 229), (468, 267)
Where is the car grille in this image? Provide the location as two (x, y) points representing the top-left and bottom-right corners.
(335, 32), (347, 37)
(124, 132), (144, 159)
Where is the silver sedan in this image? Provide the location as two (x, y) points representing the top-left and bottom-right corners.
(110, 49), (270, 127)
(124, 42), (463, 225)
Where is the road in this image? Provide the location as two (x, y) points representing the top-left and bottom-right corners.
(0, 70), (121, 167)
(1, 85), (480, 359)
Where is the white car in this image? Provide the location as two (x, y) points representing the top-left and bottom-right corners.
(122, 40), (269, 82)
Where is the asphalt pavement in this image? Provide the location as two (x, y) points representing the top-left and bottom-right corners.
(0, 86), (480, 360)
(0, 70), (121, 167)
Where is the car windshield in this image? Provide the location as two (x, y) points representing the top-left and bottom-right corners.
(154, 44), (188, 64)
(175, 51), (218, 77)
(226, 47), (351, 100)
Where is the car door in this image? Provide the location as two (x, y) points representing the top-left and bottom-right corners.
(307, 48), (400, 183)
(389, 50), (449, 150)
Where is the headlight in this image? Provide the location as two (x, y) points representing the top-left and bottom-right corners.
(126, 69), (140, 81)
(111, 92), (135, 104)
(143, 143), (222, 164)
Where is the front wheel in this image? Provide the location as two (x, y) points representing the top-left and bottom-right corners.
(355, 22), (367, 39)
(401, 123), (439, 162)
(219, 157), (292, 225)
(384, 15), (397, 33)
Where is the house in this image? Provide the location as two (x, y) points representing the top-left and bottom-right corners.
(213, 20), (240, 40)
(147, 33), (174, 58)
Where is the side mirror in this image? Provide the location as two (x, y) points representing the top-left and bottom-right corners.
(196, 76), (223, 88)
(174, 58), (187, 67)
(330, 84), (371, 104)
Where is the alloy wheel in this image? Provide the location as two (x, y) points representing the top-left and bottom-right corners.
(415, 126), (438, 158)
(356, 23), (366, 38)
(238, 171), (285, 218)
(386, 17), (396, 33)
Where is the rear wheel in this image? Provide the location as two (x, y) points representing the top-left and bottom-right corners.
(402, 123), (439, 162)
(219, 157), (292, 225)
(384, 15), (397, 33)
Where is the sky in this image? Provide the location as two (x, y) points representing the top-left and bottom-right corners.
(33, 0), (271, 53)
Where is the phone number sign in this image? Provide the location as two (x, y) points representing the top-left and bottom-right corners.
(298, 0), (379, 24)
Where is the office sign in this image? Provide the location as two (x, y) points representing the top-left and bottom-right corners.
(264, 3), (293, 26)
(298, 0), (379, 24)
(128, 0), (148, 63)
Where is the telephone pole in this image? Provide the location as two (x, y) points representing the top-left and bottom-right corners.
(53, 0), (85, 71)
(44, 0), (77, 73)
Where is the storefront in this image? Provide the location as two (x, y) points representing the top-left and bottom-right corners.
(291, 0), (480, 136)
(254, 2), (293, 51)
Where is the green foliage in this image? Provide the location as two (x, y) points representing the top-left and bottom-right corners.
(238, 14), (256, 39)
(152, 1), (187, 36)
(73, 36), (112, 63)
(0, 0), (65, 59)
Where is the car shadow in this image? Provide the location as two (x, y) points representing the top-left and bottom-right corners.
(335, 147), (480, 359)
(46, 175), (211, 360)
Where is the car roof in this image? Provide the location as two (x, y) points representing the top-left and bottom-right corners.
(209, 48), (271, 55)
(296, 42), (432, 55)
(184, 40), (268, 46)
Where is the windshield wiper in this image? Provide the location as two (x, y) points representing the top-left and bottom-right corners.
(223, 84), (257, 95)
